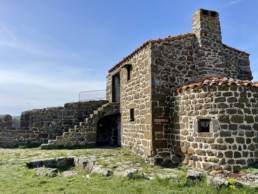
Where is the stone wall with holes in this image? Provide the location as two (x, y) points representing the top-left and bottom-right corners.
(169, 84), (258, 172)
(107, 45), (153, 160)
(20, 100), (107, 139)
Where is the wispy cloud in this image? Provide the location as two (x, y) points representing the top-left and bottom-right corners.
(0, 21), (105, 115)
(228, 0), (243, 6)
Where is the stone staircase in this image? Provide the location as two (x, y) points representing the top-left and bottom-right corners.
(41, 102), (120, 149)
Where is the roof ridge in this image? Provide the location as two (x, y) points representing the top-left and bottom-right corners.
(108, 33), (194, 72)
(223, 44), (249, 55)
(176, 76), (257, 93)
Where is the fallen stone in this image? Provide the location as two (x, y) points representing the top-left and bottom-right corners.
(207, 176), (228, 187)
(35, 167), (58, 177)
(56, 157), (74, 170)
(186, 170), (205, 181)
(75, 157), (96, 172)
(26, 157), (75, 170)
(62, 170), (77, 177)
(114, 168), (145, 179)
(91, 166), (113, 176)
(155, 173), (177, 180)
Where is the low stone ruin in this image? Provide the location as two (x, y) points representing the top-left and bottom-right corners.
(26, 156), (258, 188)
(0, 115), (13, 129)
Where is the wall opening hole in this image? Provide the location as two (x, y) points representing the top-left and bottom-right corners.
(130, 109), (135, 122)
(198, 119), (210, 132)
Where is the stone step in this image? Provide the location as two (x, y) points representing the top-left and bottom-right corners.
(48, 139), (57, 143)
(79, 122), (85, 127)
(62, 132), (70, 137)
(69, 128), (75, 133)
(56, 136), (63, 141)
(97, 107), (103, 112)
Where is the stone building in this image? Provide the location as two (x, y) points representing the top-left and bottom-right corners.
(42, 9), (258, 172)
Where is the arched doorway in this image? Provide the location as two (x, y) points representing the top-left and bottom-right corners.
(96, 114), (121, 146)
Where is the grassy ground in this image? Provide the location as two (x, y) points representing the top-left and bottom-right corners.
(0, 148), (257, 194)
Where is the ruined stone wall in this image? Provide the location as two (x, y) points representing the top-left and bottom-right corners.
(0, 129), (48, 148)
(172, 85), (258, 172)
(151, 35), (199, 165)
(20, 100), (107, 139)
(107, 45), (153, 160)
(0, 115), (13, 129)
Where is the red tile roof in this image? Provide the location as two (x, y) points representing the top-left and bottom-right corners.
(176, 76), (258, 93)
(108, 33), (195, 73)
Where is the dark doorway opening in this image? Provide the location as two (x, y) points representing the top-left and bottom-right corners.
(96, 114), (121, 146)
(112, 73), (120, 103)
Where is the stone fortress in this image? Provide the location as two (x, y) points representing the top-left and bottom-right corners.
(1, 9), (258, 172)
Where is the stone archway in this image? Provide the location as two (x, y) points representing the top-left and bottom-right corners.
(96, 114), (121, 146)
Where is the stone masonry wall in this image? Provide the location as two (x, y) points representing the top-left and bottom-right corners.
(223, 45), (252, 80)
(0, 115), (13, 129)
(20, 100), (107, 139)
(172, 85), (258, 172)
(151, 35), (199, 166)
(107, 45), (153, 160)
(151, 9), (253, 166)
(0, 128), (48, 148)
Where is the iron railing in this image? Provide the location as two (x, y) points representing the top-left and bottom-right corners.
(78, 90), (106, 102)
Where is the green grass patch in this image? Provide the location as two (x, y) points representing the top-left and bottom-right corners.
(0, 148), (257, 194)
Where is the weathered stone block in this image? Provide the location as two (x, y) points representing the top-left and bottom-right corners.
(234, 152), (241, 158)
(218, 115), (230, 123)
(215, 97), (226, 103)
(245, 116), (254, 123)
(231, 115), (244, 123)
(225, 138), (234, 144)
(225, 151), (233, 158)
(236, 137), (245, 144)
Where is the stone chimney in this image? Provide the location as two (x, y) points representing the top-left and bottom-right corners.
(192, 9), (222, 47)
(192, 9), (226, 77)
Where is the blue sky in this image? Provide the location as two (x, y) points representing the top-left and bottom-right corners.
(0, 0), (257, 115)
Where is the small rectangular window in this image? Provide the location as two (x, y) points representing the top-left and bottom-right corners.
(124, 64), (132, 81)
(130, 109), (135, 122)
(127, 67), (131, 81)
(198, 119), (210, 132)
